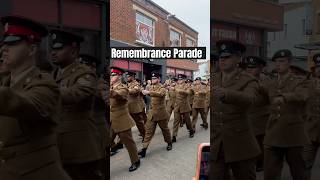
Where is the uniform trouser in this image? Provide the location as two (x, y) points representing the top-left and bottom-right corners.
(172, 111), (192, 137)
(205, 106), (210, 117)
(110, 129), (139, 164)
(211, 144), (256, 180)
(191, 108), (208, 129)
(130, 112), (146, 138)
(303, 141), (320, 180)
(264, 145), (307, 180)
(64, 159), (108, 180)
(167, 105), (174, 119)
(255, 134), (265, 169)
(142, 118), (172, 148)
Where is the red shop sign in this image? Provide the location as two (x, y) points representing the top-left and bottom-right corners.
(239, 28), (262, 46)
(212, 23), (237, 41)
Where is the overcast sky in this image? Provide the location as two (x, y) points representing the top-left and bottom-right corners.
(152, 0), (210, 60)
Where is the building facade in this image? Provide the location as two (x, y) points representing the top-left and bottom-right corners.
(110, 0), (199, 81)
(211, 0), (284, 58)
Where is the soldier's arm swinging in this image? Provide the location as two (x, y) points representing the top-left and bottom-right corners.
(149, 87), (166, 97)
(110, 86), (128, 100)
(0, 82), (59, 122)
(60, 73), (96, 104)
(221, 80), (258, 106)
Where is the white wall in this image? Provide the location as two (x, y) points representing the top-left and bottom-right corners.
(267, 1), (312, 59)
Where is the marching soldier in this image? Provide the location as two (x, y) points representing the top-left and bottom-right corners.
(79, 54), (108, 179)
(109, 67), (140, 172)
(205, 78), (210, 119)
(172, 74), (194, 142)
(138, 72), (172, 158)
(211, 40), (261, 180)
(50, 29), (105, 179)
(303, 53), (320, 180)
(0, 16), (71, 180)
(126, 71), (147, 140)
(191, 77), (208, 130)
(263, 49), (309, 180)
(245, 56), (271, 172)
(166, 77), (177, 118)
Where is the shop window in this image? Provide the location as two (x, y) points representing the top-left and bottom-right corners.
(136, 12), (155, 46)
(170, 29), (181, 47)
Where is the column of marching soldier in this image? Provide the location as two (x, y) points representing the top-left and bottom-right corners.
(109, 59), (211, 172)
(211, 39), (320, 180)
(0, 16), (109, 180)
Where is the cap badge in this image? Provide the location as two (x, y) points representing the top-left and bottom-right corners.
(221, 44), (226, 50)
(52, 33), (57, 40)
(281, 51), (285, 56)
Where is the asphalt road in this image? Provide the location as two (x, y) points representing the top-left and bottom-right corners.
(110, 113), (210, 180)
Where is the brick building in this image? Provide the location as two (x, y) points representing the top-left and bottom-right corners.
(0, 0), (107, 73)
(211, 0), (284, 58)
(110, 0), (199, 81)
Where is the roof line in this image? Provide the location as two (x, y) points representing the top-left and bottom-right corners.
(145, 0), (199, 34)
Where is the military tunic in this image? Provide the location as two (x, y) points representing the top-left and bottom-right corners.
(142, 83), (171, 148)
(191, 83), (208, 129)
(263, 73), (309, 180)
(53, 62), (103, 165)
(172, 83), (193, 137)
(0, 67), (71, 180)
(110, 81), (139, 163)
(211, 69), (261, 180)
(127, 80), (146, 138)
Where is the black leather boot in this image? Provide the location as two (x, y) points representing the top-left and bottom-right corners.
(172, 136), (176, 143)
(129, 159), (140, 172)
(138, 148), (147, 158)
(167, 143), (172, 151)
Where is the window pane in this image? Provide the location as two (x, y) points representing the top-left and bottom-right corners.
(170, 30), (181, 47)
(136, 12), (154, 46)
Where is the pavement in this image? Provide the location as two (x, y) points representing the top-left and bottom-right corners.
(110, 113), (210, 180)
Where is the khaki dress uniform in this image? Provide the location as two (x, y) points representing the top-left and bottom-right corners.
(247, 73), (271, 170)
(142, 83), (172, 148)
(128, 80), (146, 138)
(172, 83), (193, 138)
(53, 62), (105, 180)
(110, 81), (139, 164)
(191, 83), (208, 129)
(263, 72), (309, 180)
(166, 87), (176, 118)
(211, 69), (261, 180)
(0, 67), (71, 180)
(302, 77), (320, 180)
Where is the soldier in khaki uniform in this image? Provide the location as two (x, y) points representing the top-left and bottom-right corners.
(191, 77), (208, 130)
(303, 53), (320, 180)
(187, 79), (194, 117)
(211, 40), (261, 180)
(165, 77), (177, 118)
(50, 30), (105, 179)
(205, 79), (210, 119)
(263, 49), (309, 180)
(138, 72), (172, 158)
(79, 54), (108, 179)
(172, 74), (194, 142)
(245, 56), (271, 172)
(0, 16), (71, 180)
(125, 71), (146, 140)
(109, 67), (140, 171)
